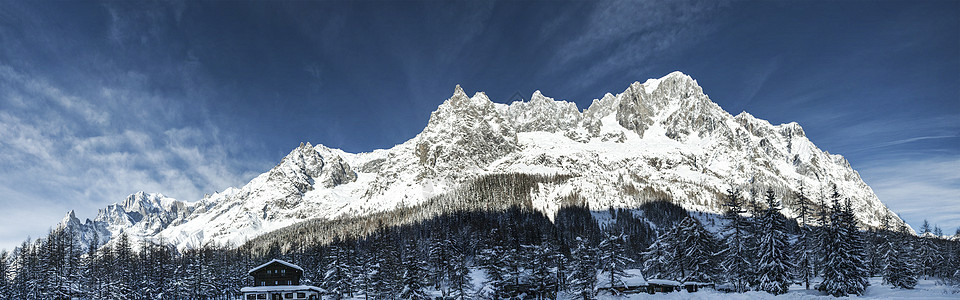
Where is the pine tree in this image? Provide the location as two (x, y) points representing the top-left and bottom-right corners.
(794, 185), (815, 290)
(477, 229), (508, 298)
(598, 230), (633, 295)
(568, 237), (597, 300)
(915, 236), (942, 279)
(111, 233), (134, 299)
(754, 189), (794, 295)
(641, 230), (675, 280)
(428, 235), (452, 296)
(370, 230), (402, 299)
(447, 242), (473, 300)
(322, 243), (354, 299)
(398, 241), (429, 300)
(818, 186), (869, 296)
(528, 241), (557, 299)
(0, 250), (9, 299)
(676, 216), (720, 283)
(720, 187), (753, 292)
(920, 220), (931, 235)
(881, 232), (918, 289)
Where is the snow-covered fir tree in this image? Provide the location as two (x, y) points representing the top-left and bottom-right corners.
(915, 235), (942, 279)
(399, 241), (429, 300)
(447, 242), (473, 300)
(370, 230), (402, 298)
(0, 250), (9, 299)
(641, 230), (674, 280)
(880, 230), (918, 289)
(527, 241), (558, 299)
(598, 230), (633, 294)
(754, 189), (794, 295)
(793, 185), (815, 290)
(427, 234), (451, 295)
(719, 187), (754, 292)
(322, 243), (354, 299)
(675, 216), (720, 283)
(818, 186), (869, 296)
(477, 229), (508, 298)
(568, 237), (598, 300)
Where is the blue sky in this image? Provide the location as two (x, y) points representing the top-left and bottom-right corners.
(0, 0), (957, 251)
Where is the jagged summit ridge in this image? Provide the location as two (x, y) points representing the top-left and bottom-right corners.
(58, 72), (910, 250)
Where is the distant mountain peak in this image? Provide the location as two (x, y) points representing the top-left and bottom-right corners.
(55, 72), (912, 250)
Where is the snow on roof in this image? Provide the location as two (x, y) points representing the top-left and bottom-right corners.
(240, 285), (324, 293)
(683, 281), (714, 286)
(597, 269), (648, 287)
(647, 279), (682, 286)
(248, 259), (304, 275)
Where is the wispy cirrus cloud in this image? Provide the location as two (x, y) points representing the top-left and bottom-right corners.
(549, 0), (728, 90)
(0, 63), (266, 251)
(858, 155), (960, 233)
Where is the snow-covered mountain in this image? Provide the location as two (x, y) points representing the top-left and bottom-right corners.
(59, 71), (910, 250)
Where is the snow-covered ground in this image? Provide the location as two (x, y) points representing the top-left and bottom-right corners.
(598, 278), (960, 300)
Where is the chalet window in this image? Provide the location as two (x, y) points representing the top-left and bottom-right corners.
(287, 280), (292, 285)
(257, 294), (266, 299)
(297, 293), (305, 298)
(284, 293), (293, 299)
(274, 280), (279, 285)
(281, 269), (286, 274)
(247, 295), (257, 300)
(259, 281), (265, 286)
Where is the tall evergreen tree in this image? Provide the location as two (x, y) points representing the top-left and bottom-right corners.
(398, 241), (429, 300)
(322, 243), (354, 299)
(675, 216), (720, 283)
(754, 189), (794, 295)
(447, 241), (473, 300)
(0, 250), (9, 299)
(370, 230), (402, 299)
(598, 230), (633, 294)
(111, 233), (134, 299)
(642, 226), (679, 281)
(720, 187), (753, 292)
(915, 236), (942, 279)
(477, 229), (508, 298)
(920, 220), (931, 235)
(568, 237), (597, 300)
(818, 186), (869, 296)
(794, 185), (815, 290)
(881, 232), (918, 289)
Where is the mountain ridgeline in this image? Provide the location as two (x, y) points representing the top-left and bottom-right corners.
(58, 71), (908, 251)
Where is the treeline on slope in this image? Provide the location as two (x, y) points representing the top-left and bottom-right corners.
(244, 173), (575, 253)
(2, 178), (960, 299)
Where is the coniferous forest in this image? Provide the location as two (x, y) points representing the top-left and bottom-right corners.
(1, 185), (959, 300)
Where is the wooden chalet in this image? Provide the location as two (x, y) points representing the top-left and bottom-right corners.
(596, 269), (651, 294)
(646, 279), (683, 293)
(682, 281), (716, 292)
(240, 259), (323, 300)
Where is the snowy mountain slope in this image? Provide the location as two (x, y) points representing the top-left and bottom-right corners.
(58, 71), (910, 250)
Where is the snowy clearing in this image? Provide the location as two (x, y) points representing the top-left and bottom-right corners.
(597, 278), (959, 300)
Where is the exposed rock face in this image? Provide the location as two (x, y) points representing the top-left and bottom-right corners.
(58, 72), (911, 250)
(414, 85), (519, 178)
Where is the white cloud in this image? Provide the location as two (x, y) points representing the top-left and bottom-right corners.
(549, 0), (727, 89)
(858, 155), (960, 233)
(0, 64), (266, 251)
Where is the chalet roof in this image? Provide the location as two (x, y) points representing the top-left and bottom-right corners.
(240, 285), (324, 293)
(248, 259), (304, 275)
(647, 279), (682, 286)
(597, 269), (648, 287)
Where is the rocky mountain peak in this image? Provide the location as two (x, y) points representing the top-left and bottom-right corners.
(53, 72), (911, 251)
(415, 86), (519, 175)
